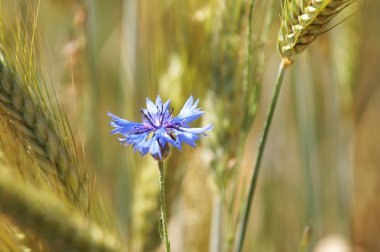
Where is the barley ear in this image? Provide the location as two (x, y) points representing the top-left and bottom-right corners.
(0, 52), (90, 212)
(278, 0), (355, 62)
(0, 0), (91, 212)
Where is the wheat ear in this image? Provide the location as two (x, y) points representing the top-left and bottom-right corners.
(235, 1), (355, 251)
(0, 168), (123, 252)
(278, 0), (354, 61)
(0, 52), (89, 211)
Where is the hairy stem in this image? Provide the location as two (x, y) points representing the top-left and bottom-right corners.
(234, 59), (289, 252)
(158, 160), (170, 252)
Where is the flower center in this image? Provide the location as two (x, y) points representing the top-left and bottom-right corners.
(140, 105), (174, 129)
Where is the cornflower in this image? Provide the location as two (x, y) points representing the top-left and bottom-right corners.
(108, 95), (213, 160)
(108, 95), (213, 251)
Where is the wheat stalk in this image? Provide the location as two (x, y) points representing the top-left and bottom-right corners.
(0, 168), (123, 252)
(278, 0), (354, 62)
(235, 1), (355, 251)
(0, 50), (90, 211)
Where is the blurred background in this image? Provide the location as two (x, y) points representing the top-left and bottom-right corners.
(24, 0), (380, 251)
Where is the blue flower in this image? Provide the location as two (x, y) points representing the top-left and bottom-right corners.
(108, 95), (213, 160)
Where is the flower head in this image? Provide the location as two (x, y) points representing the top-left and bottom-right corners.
(108, 95), (213, 160)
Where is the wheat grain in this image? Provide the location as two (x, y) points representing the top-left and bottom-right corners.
(278, 0), (354, 62)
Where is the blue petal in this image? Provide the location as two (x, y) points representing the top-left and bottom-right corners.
(182, 95), (194, 110)
(155, 127), (167, 146)
(136, 138), (153, 156)
(121, 132), (150, 155)
(156, 95), (163, 107)
(162, 99), (171, 113)
(169, 124), (213, 148)
(146, 97), (158, 113)
(155, 127), (183, 151)
(149, 138), (161, 160)
(179, 124), (214, 135)
(165, 135), (182, 150)
(162, 130), (182, 150)
(108, 112), (144, 135)
(173, 96), (204, 124)
(173, 130), (200, 147)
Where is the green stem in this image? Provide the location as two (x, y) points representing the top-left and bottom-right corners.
(158, 160), (170, 252)
(234, 59), (289, 252)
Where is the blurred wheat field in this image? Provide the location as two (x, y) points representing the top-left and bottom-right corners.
(0, 0), (379, 252)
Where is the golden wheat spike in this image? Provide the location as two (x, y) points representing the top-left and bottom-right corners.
(0, 52), (90, 212)
(278, 0), (354, 61)
(0, 1), (91, 213)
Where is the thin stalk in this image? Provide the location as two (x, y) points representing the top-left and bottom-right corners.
(158, 160), (170, 252)
(222, 1), (257, 250)
(209, 195), (223, 252)
(225, 141), (249, 251)
(234, 58), (290, 252)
